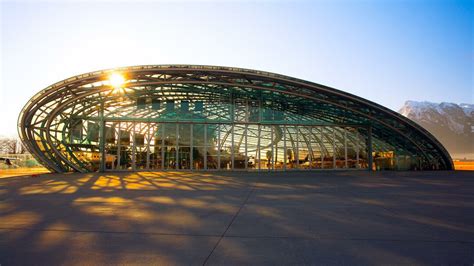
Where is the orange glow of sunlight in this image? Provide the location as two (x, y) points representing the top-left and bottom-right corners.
(108, 72), (125, 88)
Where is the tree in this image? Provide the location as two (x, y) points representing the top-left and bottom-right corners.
(0, 138), (16, 154)
(0, 138), (27, 154)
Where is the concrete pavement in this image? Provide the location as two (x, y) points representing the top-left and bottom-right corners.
(1, 171), (473, 265)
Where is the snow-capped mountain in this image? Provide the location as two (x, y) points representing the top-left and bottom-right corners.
(399, 101), (474, 159)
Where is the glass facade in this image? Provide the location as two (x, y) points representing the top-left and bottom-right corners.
(18, 65), (453, 172)
(99, 121), (370, 172)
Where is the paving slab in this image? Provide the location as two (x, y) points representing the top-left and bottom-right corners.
(0, 229), (219, 265)
(207, 237), (474, 266)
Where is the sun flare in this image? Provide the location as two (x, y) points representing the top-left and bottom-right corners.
(109, 73), (125, 88)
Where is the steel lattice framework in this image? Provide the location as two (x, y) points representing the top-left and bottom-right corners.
(18, 65), (453, 172)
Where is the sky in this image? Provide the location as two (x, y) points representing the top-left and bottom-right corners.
(0, 0), (472, 137)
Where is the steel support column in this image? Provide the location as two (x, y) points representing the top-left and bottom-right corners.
(204, 124), (207, 170)
(190, 124), (193, 170)
(117, 123), (121, 169)
(309, 127), (312, 169)
(244, 124), (248, 169)
(146, 124), (150, 169)
(296, 126), (299, 168)
(161, 123), (165, 170)
(175, 124), (179, 169)
(231, 124), (235, 170)
(257, 124), (261, 170)
(217, 126), (221, 170)
(132, 123), (136, 171)
(99, 101), (105, 172)
(321, 127), (324, 169)
(332, 127), (336, 169)
(344, 127), (348, 168)
(368, 126), (373, 171)
(283, 125), (287, 171)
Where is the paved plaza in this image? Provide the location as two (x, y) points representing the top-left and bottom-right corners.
(1, 171), (473, 265)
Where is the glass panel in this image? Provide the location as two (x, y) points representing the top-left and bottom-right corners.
(357, 127), (369, 169)
(274, 125), (285, 170)
(71, 119), (83, 141)
(233, 124), (247, 169)
(259, 125), (274, 170)
(87, 122), (99, 142)
(248, 100), (260, 123)
(333, 127), (345, 169)
(149, 124), (162, 170)
(152, 99), (160, 110)
(297, 126), (310, 169)
(346, 127), (358, 169)
(207, 124), (219, 169)
(219, 124), (232, 169)
(104, 122), (118, 170)
(178, 124), (191, 146)
(134, 123), (148, 170)
(321, 127), (334, 169)
(245, 124), (259, 170)
(137, 98), (146, 109)
(178, 147), (191, 170)
(163, 123), (178, 170)
(234, 99), (247, 122)
(116, 122), (132, 170)
(309, 127), (322, 169)
(284, 126), (297, 169)
(192, 124), (205, 170)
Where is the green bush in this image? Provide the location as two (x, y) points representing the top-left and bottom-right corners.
(25, 159), (39, 167)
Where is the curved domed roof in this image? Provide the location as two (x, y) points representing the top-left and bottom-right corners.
(18, 65), (453, 172)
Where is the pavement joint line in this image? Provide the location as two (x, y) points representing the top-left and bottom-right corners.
(202, 184), (256, 266)
(1, 227), (472, 244)
(223, 234), (474, 243)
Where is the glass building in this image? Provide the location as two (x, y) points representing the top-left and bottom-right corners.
(18, 65), (453, 173)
